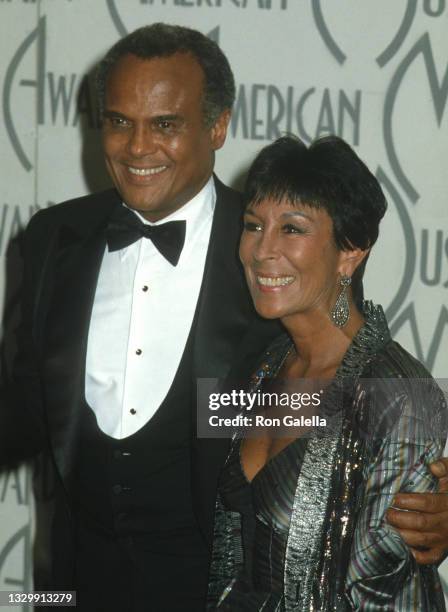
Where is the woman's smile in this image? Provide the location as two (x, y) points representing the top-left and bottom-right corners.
(256, 274), (296, 289)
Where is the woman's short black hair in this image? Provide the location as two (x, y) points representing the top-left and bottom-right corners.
(245, 135), (387, 305)
(96, 22), (235, 127)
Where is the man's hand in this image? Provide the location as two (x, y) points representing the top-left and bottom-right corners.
(386, 458), (448, 564)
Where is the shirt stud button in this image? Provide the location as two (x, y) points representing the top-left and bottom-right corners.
(130, 408), (137, 415)
(135, 349), (142, 355)
(142, 285), (149, 292)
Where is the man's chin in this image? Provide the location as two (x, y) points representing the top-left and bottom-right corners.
(121, 198), (174, 223)
(123, 201), (153, 213)
(117, 192), (159, 214)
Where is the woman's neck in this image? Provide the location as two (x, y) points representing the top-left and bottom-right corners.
(280, 304), (365, 378)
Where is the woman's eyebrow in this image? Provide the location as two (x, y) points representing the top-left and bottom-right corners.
(281, 210), (313, 221)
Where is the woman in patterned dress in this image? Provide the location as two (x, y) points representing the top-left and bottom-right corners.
(207, 136), (447, 611)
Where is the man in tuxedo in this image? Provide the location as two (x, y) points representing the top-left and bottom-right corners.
(2, 23), (277, 612)
(2, 21), (448, 612)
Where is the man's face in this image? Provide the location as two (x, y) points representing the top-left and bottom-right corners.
(102, 52), (230, 222)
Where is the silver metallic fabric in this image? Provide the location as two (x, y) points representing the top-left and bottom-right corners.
(207, 302), (447, 611)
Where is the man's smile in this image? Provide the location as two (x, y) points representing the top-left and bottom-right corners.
(127, 164), (168, 177)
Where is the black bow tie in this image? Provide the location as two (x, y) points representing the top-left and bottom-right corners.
(106, 205), (186, 266)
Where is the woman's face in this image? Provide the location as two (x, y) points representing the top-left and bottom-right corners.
(239, 197), (347, 322)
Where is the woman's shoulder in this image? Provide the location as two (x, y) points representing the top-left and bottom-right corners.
(343, 303), (447, 436)
(363, 338), (432, 379)
(359, 339), (447, 439)
(354, 302), (434, 380)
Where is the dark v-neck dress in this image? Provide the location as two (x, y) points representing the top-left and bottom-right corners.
(217, 435), (308, 611)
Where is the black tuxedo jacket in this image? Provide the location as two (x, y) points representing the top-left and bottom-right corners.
(1, 176), (280, 546)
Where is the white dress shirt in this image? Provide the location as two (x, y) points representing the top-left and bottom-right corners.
(85, 178), (216, 439)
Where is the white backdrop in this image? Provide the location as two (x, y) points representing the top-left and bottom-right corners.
(1, 1), (447, 608)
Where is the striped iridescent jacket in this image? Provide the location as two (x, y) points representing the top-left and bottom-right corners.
(207, 302), (447, 611)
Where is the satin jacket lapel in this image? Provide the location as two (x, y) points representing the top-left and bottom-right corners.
(41, 191), (119, 488)
(192, 177), (253, 380)
(190, 178), (246, 542)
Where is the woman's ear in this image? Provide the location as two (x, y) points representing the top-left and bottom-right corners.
(338, 247), (370, 278)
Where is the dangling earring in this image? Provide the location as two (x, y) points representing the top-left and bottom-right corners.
(330, 275), (351, 327)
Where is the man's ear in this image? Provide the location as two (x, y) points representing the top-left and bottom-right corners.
(338, 247), (370, 278)
(210, 109), (231, 151)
